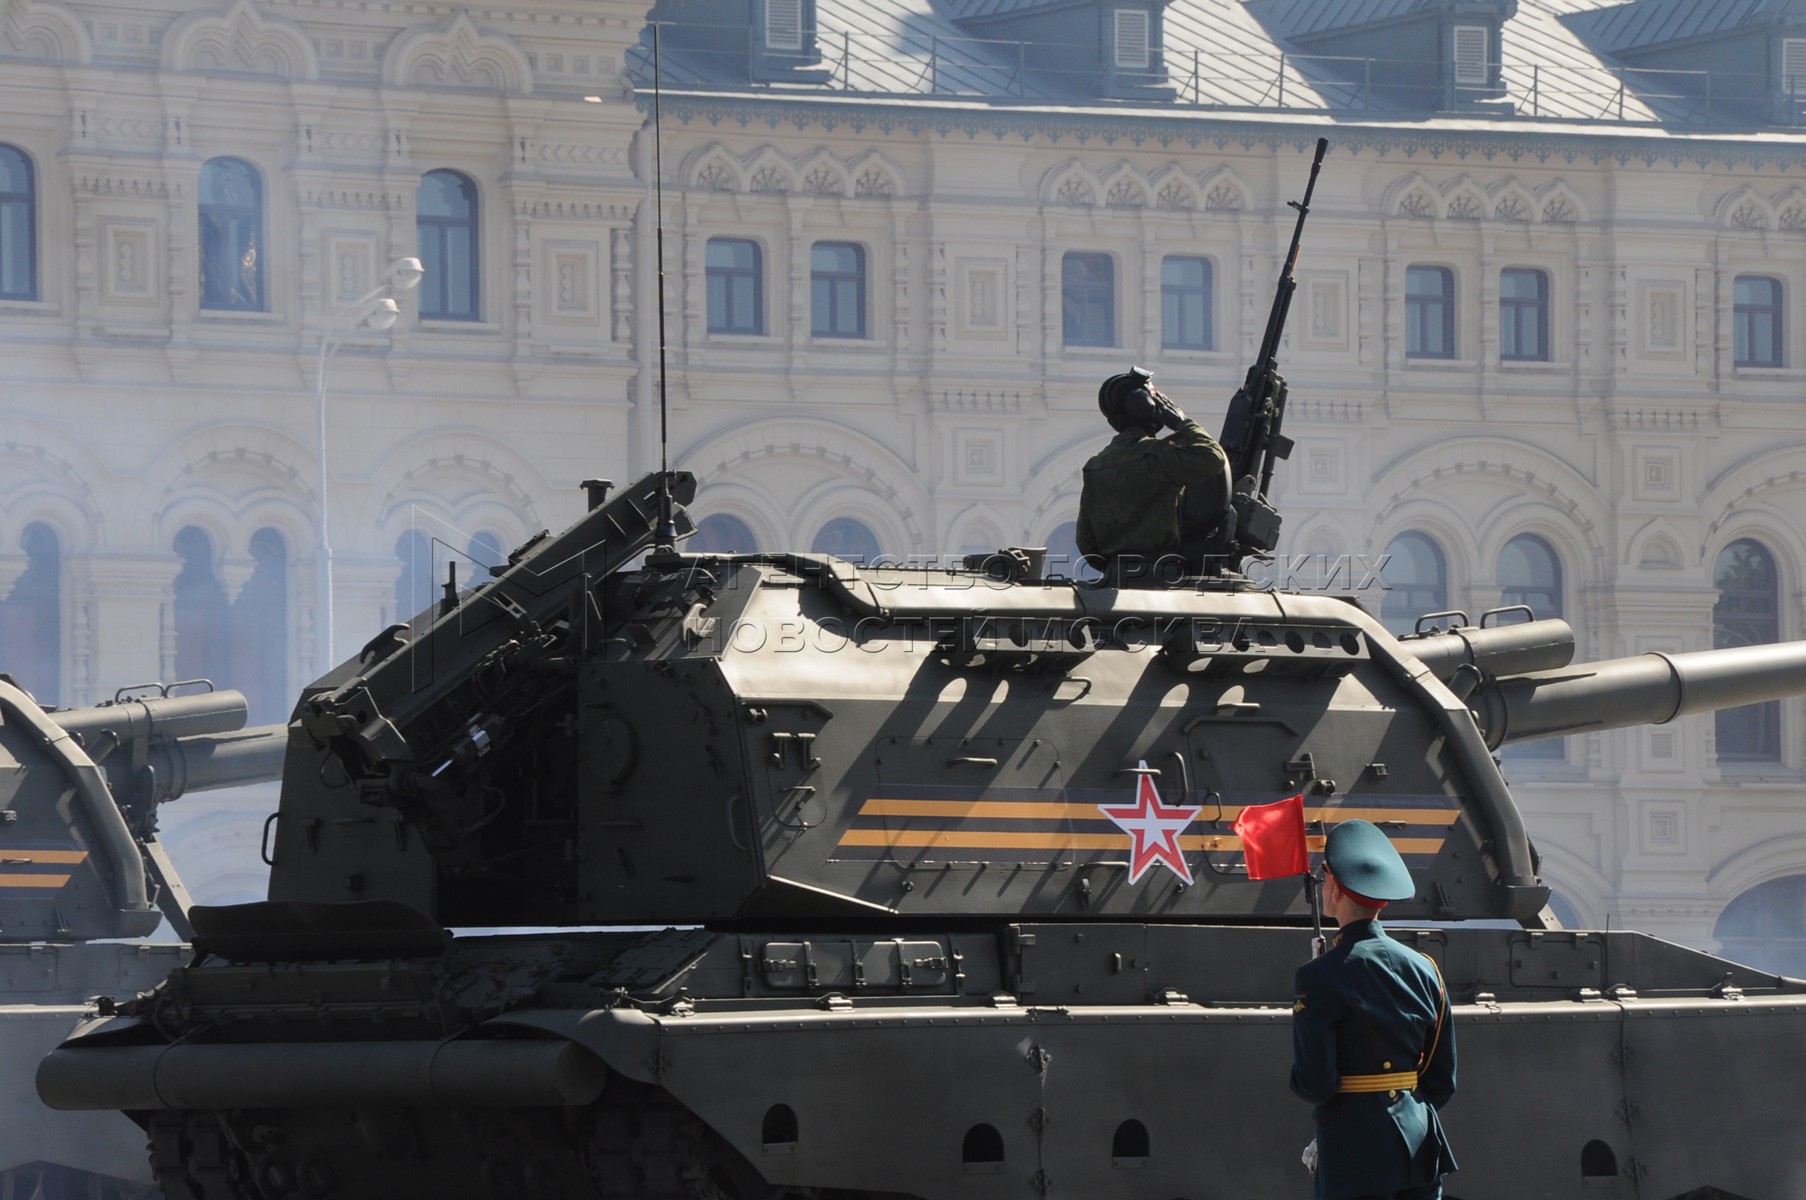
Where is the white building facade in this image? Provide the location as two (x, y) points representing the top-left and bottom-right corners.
(2, 0), (1804, 971)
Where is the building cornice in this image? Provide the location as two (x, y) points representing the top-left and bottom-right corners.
(648, 89), (1806, 173)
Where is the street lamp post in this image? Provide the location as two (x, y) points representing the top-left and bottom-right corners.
(315, 256), (423, 677)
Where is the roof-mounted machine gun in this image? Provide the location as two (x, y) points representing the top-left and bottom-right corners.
(1186, 135), (1328, 576)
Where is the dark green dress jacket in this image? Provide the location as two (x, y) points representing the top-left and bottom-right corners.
(1290, 919), (1458, 1200)
(1075, 420), (1227, 563)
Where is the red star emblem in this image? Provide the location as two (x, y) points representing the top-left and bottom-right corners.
(1098, 762), (1204, 885)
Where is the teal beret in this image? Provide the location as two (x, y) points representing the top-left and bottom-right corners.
(1325, 819), (1415, 903)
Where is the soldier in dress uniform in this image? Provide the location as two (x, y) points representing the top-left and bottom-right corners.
(1291, 820), (1458, 1200)
(1075, 368), (1229, 581)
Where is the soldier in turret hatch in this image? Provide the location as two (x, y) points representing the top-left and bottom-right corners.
(1076, 367), (1229, 582)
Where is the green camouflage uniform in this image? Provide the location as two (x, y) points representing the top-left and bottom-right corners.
(1075, 419), (1228, 562)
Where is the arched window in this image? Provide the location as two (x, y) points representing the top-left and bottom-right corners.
(1714, 538), (1781, 761)
(231, 528), (288, 724)
(198, 157), (264, 311)
(395, 531), (435, 622)
(1045, 520), (1102, 582)
(1498, 534), (1562, 620)
(418, 170), (480, 320)
(0, 144), (36, 301)
(1, 522), (60, 702)
(173, 526), (231, 684)
(1380, 532), (1448, 634)
(690, 514), (758, 554)
(468, 531), (506, 575)
(811, 518), (880, 565)
(1714, 875), (1806, 978)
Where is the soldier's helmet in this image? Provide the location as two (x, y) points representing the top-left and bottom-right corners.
(1098, 367), (1159, 433)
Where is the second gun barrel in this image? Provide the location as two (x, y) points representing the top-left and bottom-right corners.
(1470, 641), (1806, 747)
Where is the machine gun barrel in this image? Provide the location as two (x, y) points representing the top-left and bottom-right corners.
(1251, 138), (1327, 404)
(1469, 640), (1806, 748)
(1196, 137), (1327, 573)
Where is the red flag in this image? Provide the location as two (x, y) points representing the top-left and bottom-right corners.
(1232, 794), (1309, 879)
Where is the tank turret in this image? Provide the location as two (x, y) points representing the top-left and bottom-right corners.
(250, 526), (1806, 937)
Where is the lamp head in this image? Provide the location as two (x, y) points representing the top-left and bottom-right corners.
(366, 297), (400, 331)
(387, 257), (424, 292)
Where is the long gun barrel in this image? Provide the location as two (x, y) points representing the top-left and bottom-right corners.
(1468, 641), (1806, 747)
(139, 726), (289, 798)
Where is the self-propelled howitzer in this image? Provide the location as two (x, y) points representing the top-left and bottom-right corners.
(40, 474), (1806, 1200)
(1, 680), (287, 1196)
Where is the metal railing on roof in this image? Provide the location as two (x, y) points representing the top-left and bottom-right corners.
(641, 20), (1790, 129)
(816, 26), (1037, 96)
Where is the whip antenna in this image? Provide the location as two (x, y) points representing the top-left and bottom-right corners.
(651, 21), (677, 552)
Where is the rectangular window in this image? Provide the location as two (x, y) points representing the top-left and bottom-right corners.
(1784, 37), (1806, 97)
(1452, 25), (1489, 86)
(421, 229), (479, 321)
(706, 237), (763, 334)
(1734, 275), (1784, 367)
(1499, 267), (1549, 362)
(0, 145), (33, 301)
(1405, 265), (1455, 359)
(1161, 255), (1212, 350)
(1062, 252), (1115, 348)
(0, 200), (30, 300)
(1114, 9), (1151, 71)
(765, 0), (803, 52)
(811, 241), (866, 338)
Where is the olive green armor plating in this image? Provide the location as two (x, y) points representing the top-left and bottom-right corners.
(38, 472), (1806, 1200)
